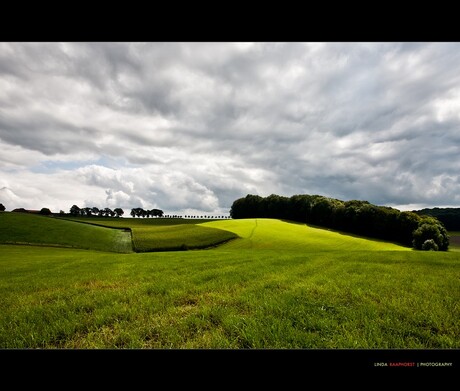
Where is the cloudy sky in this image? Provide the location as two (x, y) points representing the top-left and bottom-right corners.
(1, 42), (460, 215)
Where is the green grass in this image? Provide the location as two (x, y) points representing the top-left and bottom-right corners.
(0, 216), (459, 349)
(0, 244), (458, 348)
(0, 212), (132, 253)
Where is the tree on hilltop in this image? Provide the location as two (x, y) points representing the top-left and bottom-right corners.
(82, 207), (92, 216)
(151, 208), (164, 217)
(114, 208), (124, 217)
(70, 205), (81, 216)
(0, 203), (5, 212)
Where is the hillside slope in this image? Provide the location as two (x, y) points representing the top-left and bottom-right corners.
(201, 218), (411, 251)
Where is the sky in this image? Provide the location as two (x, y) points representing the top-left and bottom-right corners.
(1, 42), (460, 215)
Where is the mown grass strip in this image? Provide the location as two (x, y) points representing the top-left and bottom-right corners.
(131, 225), (238, 252)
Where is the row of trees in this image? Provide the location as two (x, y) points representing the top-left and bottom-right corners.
(68, 205), (166, 219)
(130, 207), (164, 218)
(2, 203), (230, 220)
(67, 205), (228, 219)
(230, 194), (449, 251)
(69, 205), (125, 217)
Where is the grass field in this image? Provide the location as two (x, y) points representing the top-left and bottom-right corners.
(0, 214), (459, 349)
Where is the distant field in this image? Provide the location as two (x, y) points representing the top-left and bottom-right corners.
(60, 216), (218, 227)
(59, 216), (238, 252)
(0, 212), (132, 253)
(131, 225), (237, 252)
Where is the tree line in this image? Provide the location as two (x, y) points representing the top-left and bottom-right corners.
(229, 194), (449, 251)
(68, 205), (126, 217)
(129, 207), (164, 218)
(1, 202), (229, 220)
(67, 205), (167, 218)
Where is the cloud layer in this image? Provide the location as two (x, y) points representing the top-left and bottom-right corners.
(1, 42), (460, 214)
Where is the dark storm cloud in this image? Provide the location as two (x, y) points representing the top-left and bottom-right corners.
(1, 42), (460, 212)
(0, 112), (101, 155)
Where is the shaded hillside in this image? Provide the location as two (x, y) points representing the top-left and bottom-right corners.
(0, 212), (132, 253)
(414, 207), (460, 231)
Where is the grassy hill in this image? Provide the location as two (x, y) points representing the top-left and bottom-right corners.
(0, 212), (132, 253)
(58, 216), (409, 252)
(200, 218), (411, 252)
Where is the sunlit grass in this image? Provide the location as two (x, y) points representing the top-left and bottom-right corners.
(201, 218), (411, 252)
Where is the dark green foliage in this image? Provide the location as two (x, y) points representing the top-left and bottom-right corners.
(230, 194), (450, 251)
(396, 211), (421, 245)
(129, 207), (163, 218)
(113, 208), (124, 217)
(70, 205), (80, 216)
(412, 217), (449, 251)
(0, 203), (5, 212)
(414, 207), (460, 231)
(39, 208), (52, 215)
(422, 239), (438, 251)
(230, 195), (264, 219)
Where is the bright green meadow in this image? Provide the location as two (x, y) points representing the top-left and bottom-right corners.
(0, 212), (459, 348)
